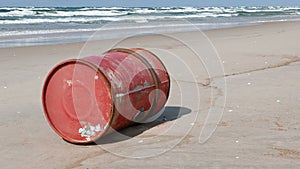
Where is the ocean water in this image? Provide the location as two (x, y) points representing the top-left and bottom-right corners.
(0, 6), (300, 48)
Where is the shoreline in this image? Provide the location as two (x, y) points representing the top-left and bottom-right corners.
(1, 19), (300, 49)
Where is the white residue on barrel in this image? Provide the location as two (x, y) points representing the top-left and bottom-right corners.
(95, 124), (101, 132)
(78, 122), (103, 141)
(66, 80), (72, 86)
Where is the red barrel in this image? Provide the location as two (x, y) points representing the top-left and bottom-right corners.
(42, 48), (170, 144)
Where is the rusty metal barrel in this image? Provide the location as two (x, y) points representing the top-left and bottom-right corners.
(42, 48), (170, 144)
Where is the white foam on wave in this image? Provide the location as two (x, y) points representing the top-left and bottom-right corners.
(0, 7), (128, 17)
(0, 12), (238, 25)
(37, 10), (128, 17)
(78, 7), (128, 10)
(0, 8), (35, 17)
(237, 6), (300, 13)
(0, 17), (123, 24)
(165, 7), (200, 13)
(0, 6), (300, 19)
(133, 8), (159, 14)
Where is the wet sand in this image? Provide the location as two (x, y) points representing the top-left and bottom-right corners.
(0, 21), (300, 168)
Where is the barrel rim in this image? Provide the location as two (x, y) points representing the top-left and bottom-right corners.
(131, 48), (171, 101)
(42, 58), (115, 144)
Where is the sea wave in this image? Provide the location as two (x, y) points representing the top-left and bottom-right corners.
(0, 13), (240, 24)
(1, 6), (300, 43)
(0, 6), (299, 21)
(0, 7), (128, 17)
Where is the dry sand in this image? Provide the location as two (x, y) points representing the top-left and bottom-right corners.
(0, 21), (300, 169)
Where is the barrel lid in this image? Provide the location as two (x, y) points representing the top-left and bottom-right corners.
(42, 59), (113, 144)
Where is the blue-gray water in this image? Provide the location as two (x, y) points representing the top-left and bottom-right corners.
(1, 6), (300, 48)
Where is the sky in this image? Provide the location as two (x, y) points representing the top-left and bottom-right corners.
(0, 0), (299, 7)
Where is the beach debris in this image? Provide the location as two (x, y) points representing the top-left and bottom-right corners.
(42, 48), (170, 144)
(264, 61), (268, 64)
(228, 109), (233, 112)
(138, 140), (144, 143)
(235, 156), (239, 159)
(235, 140), (239, 143)
(247, 82), (251, 85)
(247, 73), (251, 76)
(190, 122), (195, 126)
(38, 76), (41, 80)
(222, 60), (226, 64)
(17, 111), (21, 114)
(78, 123), (102, 141)
(1, 81), (8, 89)
(276, 100), (281, 103)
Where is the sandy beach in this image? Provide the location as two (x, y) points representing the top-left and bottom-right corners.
(1, 20), (300, 168)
